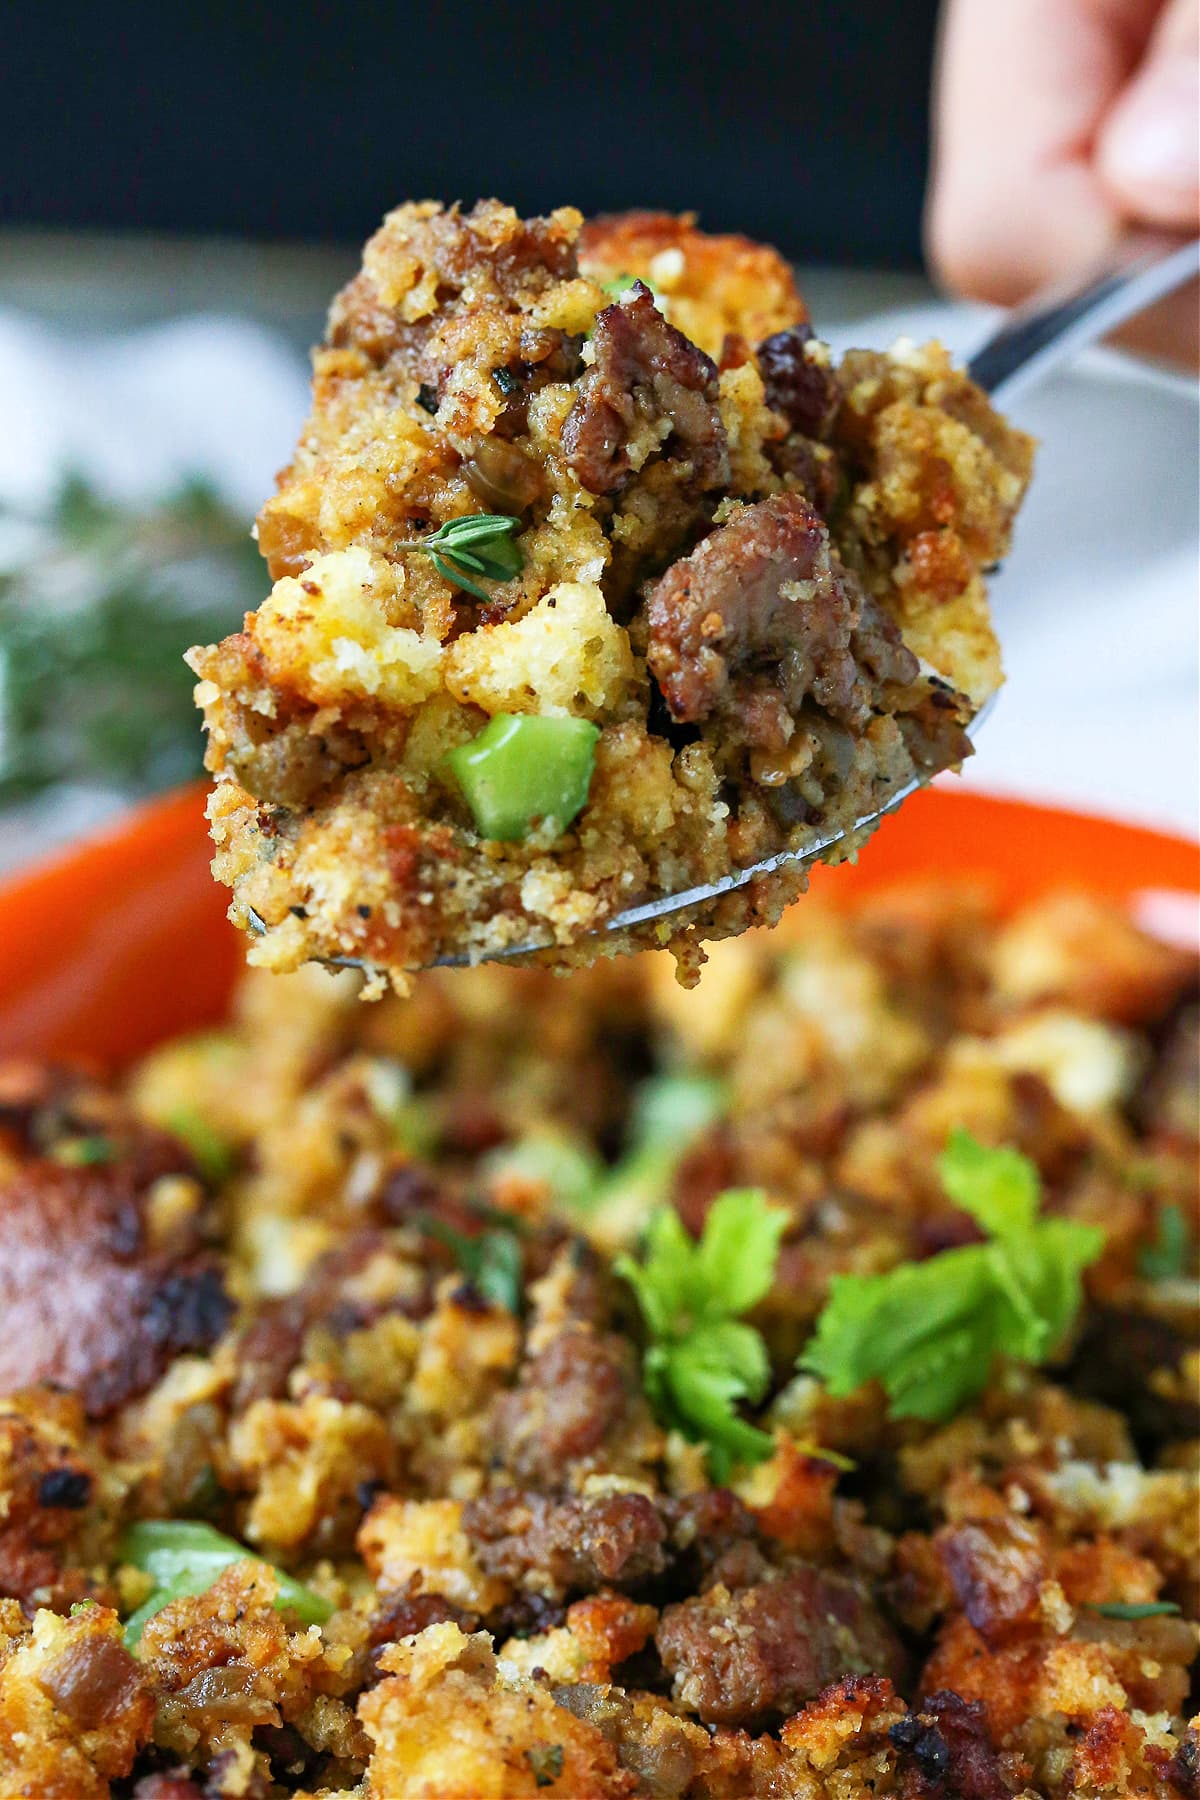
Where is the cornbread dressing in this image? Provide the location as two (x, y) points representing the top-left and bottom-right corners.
(187, 203), (1033, 989)
(0, 883), (1195, 1795)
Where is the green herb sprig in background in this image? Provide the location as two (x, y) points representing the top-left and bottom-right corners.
(0, 474), (262, 804)
(616, 1188), (788, 1480)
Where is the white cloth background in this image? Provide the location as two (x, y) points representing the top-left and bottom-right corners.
(2, 300), (1196, 860)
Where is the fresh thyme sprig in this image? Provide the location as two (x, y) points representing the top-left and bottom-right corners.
(399, 513), (523, 602)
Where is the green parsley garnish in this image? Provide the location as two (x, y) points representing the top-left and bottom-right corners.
(120, 1520), (331, 1647)
(422, 1215), (524, 1314)
(616, 1189), (788, 1480)
(398, 512), (522, 602)
(1089, 1600), (1181, 1620)
(1137, 1203), (1190, 1281)
(446, 714), (599, 841)
(799, 1130), (1104, 1423)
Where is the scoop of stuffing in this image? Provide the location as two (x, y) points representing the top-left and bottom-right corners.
(189, 199), (1033, 989)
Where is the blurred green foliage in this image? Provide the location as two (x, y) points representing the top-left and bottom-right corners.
(0, 474), (263, 802)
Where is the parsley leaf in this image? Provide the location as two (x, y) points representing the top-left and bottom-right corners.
(616, 1189), (787, 1477)
(940, 1129), (1039, 1237)
(799, 1131), (1104, 1422)
(693, 1187), (784, 1315)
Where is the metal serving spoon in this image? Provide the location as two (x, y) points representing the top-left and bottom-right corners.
(252, 237), (1199, 972)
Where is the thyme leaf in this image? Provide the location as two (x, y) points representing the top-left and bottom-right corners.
(400, 513), (523, 601)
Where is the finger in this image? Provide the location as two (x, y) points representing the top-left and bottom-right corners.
(1098, 0), (1200, 227)
(926, 0), (1162, 303)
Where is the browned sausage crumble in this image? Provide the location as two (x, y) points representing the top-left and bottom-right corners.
(188, 202), (1032, 990)
(0, 882), (1195, 1795)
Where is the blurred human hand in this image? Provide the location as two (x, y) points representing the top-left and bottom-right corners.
(927, 0), (1198, 362)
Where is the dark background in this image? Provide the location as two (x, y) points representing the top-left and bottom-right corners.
(8, 0), (943, 266)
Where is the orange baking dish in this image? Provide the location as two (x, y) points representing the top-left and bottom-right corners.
(0, 783), (1195, 1066)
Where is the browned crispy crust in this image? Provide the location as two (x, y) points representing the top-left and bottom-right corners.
(0, 1075), (230, 1416)
(0, 1393), (108, 1610)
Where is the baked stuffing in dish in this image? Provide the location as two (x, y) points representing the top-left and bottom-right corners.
(188, 204), (1033, 989)
(0, 882), (1195, 1796)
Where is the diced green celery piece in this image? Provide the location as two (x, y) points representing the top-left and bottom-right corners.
(121, 1519), (240, 1586)
(446, 714), (600, 842)
(122, 1568), (217, 1647)
(119, 1520), (331, 1647)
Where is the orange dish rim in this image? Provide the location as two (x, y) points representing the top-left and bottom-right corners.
(0, 781), (1195, 1067)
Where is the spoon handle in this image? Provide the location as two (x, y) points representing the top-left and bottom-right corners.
(967, 235), (1200, 402)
